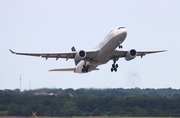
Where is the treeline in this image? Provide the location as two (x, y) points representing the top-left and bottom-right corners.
(0, 95), (180, 117)
(1, 87), (180, 98)
(1, 88), (180, 117)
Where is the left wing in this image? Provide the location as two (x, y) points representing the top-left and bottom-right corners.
(109, 49), (167, 59)
(49, 67), (99, 72)
(9, 49), (99, 60)
(136, 50), (167, 57)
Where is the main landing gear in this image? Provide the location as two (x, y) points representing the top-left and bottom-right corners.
(82, 61), (89, 73)
(111, 58), (119, 72)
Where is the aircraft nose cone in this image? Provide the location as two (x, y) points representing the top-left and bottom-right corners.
(121, 28), (127, 38)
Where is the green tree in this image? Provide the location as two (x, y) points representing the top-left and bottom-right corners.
(8, 103), (19, 116)
(109, 106), (121, 116)
(0, 104), (7, 111)
(60, 101), (81, 116)
(91, 108), (101, 116)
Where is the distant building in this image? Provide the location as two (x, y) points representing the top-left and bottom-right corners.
(34, 92), (57, 96)
(34, 92), (48, 96)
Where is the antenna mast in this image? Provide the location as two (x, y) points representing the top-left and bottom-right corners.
(29, 81), (31, 90)
(20, 75), (21, 92)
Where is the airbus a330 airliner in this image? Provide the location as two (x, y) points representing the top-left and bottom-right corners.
(10, 26), (166, 73)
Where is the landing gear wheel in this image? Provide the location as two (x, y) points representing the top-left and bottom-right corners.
(119, 45), (123, 48)
(114, 68), (117, 72)
(112, 64), (115, 68)
(82, 68), (85, 73)
(82, 64), (89, 73)
(116, 64), (118, 68)
(111, 68), (114, 72)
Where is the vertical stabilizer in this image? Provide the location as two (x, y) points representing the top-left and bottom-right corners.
(71, 46), (76, 52)
(71, 46), (80, 65)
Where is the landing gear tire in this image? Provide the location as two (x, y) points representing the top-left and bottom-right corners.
(111, 68), (113, 72)
(112, 64), (115, 68)
(119, 45), (123, 49)
(116, 64), (118, 68)
(82, 68), (85, 73)
(82, 64), (89, 73)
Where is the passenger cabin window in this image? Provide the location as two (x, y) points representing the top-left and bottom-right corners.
(118, 27), (125, 30)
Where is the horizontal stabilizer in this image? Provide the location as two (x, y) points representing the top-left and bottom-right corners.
(49, 68), (75, 72)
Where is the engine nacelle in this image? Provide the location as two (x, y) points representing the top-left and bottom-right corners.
(74, 50), (86, 61)
(125, 49), (137, 61)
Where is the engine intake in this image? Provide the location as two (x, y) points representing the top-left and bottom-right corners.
(75, 50), (86, 61)
(79, 50), (86, 57)
(125, 49), (137, 61)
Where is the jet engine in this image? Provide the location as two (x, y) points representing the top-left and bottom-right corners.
(125, 49), (137, 61)
(74, 50), (86, 61)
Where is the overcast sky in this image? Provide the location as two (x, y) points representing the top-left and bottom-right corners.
(0, 0), (180, 91)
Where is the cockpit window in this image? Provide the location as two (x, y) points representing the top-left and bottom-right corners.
(118, 27), (125, 30)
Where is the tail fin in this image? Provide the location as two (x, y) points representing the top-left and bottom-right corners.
(71, 46), (80, 66)
(71, 46), (76, 52)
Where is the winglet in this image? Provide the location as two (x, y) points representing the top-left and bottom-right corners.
(9, 49), (15, 54)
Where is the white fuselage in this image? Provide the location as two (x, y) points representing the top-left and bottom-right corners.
(75, 26), (127, 73)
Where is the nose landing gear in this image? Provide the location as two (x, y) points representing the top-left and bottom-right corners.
(119, 45), (123, 49)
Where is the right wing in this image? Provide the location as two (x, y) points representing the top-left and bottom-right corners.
(109, 49), (167, 60)
(9, 49), (99, 61)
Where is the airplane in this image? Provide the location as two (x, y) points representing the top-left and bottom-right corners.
(9, 26), (167, 73)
